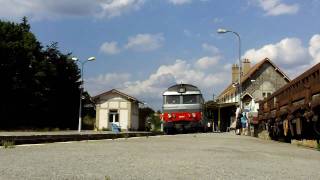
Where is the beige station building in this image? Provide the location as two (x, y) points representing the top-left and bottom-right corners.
(93, 89), (141, 131)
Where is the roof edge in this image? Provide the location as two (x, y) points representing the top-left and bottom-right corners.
(93, 89), (143, 104)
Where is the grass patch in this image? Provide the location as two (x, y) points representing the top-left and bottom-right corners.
(1, 140), (15, 148)
(105, 175), (111, 180)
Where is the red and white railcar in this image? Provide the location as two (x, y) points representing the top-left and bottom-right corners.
(161, 84), (206, 133)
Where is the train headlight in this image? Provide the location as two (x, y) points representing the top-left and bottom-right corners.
(192, 113), (196, 118)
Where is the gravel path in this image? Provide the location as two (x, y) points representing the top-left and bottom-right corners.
(1, 133), (319, 180)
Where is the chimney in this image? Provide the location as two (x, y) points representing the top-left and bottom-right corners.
(242, 58), (251, 76)
(232, 64), (239, 83)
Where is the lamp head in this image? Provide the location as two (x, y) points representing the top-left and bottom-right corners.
(217, 28), (228, 33)
(88, 56), (96, 61)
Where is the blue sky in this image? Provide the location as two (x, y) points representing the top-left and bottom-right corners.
(1, 0), (320, 110)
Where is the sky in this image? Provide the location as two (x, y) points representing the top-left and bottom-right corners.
(1, 0), (320, 110)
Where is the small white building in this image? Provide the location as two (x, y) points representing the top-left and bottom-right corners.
(93, 89), (141, 131)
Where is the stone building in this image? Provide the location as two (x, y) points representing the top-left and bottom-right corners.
(93, 89), (141, 131)
(217, 58), (290, 111)
(207, 58), (290, 131)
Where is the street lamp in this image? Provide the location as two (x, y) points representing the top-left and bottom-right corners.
(217, 28), (242, 110)
(73, 56), (96, 132)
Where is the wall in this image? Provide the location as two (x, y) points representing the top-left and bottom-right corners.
(246, 63), (288, 101)
(243, 63), (288, 111)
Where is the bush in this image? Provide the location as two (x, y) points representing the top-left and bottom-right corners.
(150, 115), (161, 132)
(82, 115), (95, 130)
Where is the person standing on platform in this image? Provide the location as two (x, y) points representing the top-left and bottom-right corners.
(235, 107), (242, 135)
(241, 112), (248, 135)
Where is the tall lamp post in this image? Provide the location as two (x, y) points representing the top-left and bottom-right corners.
(72, 56), (96, 132)
(217, 28), (242, 110)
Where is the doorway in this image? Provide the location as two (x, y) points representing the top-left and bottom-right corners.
(109, 109), (120, 127)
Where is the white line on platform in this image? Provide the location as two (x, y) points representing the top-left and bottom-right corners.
(17, 143), (46, 147)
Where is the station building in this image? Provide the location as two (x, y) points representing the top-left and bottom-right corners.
(207, 58), (291, 132)
(93, 89), (142, 131)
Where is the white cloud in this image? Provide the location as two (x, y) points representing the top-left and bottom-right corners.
(183, 29), (200, 38)
(0, 0), (145, 21)
(255, 0), (299, 16)
(99, 41), (121, 55)
(309, 34), (320, 65)
(99, 0), (145, 18)
(86, 73), (131, 95)
(168, 0), (192, 5)
(87, 57), (230, 109)
(195, 56), (220, 69)
(121, 59), (229, 103)
(213, 17), (223, 24)
(202, 43), (220, 54)
(125, 33), (164, 52)
(91, 34), (320, 108)
(183, 29), (192, 37)
(243, 35), (320, 78)
(243, 37), (309, 67)
(99, 33), (165, 55)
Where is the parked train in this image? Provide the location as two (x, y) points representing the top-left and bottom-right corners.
(257, 62), (320, 141)
(161, 84), (207, 134)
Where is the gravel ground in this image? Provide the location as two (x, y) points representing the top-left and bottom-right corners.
(0, 133), (319, 180)
(0, 130), (145, 136)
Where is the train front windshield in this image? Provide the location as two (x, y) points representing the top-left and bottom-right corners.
(165, 95), (180, 104)
(164, 95), (201, 104)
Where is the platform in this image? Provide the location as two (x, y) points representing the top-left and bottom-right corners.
(0, 131), (162, 145)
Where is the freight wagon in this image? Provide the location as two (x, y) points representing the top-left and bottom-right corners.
(257, 63), (320, 141)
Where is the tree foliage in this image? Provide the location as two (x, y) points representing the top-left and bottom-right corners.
(0, 18), (81, 129)
(139, 107), (161, 131)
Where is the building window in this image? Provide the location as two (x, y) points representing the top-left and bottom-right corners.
(262, 92), (272, 98)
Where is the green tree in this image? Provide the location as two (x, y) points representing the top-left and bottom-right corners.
(82, 91), (96, 130)
(0, 17), (81, 129)
(139, 107), (154, 131)
(0, 18), (41, 128)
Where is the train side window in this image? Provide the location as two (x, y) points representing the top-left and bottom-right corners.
(166, 95), (180, 104)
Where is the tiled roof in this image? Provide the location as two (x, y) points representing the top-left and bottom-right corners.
(93, 89), (142, 103)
